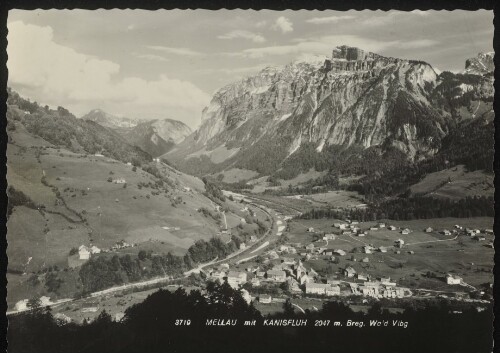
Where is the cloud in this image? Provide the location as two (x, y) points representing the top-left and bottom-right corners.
(255, 20), (267, 28)
(398, 39), (438, 49)
(134, 53), (169, 62)
(410, 10), (430, 16)
(218, 30), (266, 43)
(7, 21), (210, 128)
(146, 45), (203, 57)
(272, 16), (293, 33)
(306, 15), (355, 24)
(198, 63), (274, 75)
(226, 34), (438, 59)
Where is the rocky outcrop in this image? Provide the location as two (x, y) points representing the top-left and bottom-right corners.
(464, 52), (494, 75)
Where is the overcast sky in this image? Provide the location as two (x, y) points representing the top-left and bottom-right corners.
(7, 10), (493, 128)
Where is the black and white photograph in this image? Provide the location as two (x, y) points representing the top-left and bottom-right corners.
(3, 6), (496, 353)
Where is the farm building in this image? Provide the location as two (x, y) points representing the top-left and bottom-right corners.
(362, 257), (369, 263)
(379, 246), (388, 253)
(249, 235), (257, 243)
(395, 239), (405, 248)
(343, 266), (356, 278)
(334, 249), (346, 256)
(326, 286), (341, 296)
(113, 178), (126, 184)
(324, 233), (336, 240)
(363, 246), (373, 254)
(446, 274), (462, 285)
(388, 226), (397, 231)
(78, 245), (91, 260)
(90, 246), (101, 254)
(307, 227), (315, 232)
(259, 295), (272, 304)
(305, 243), (315, 251)
(370, 227), (378, 231)
(378, 223), (386, 228)
(441, 229), (451, 236)
(401, 228), (411, 235)
(425, 227), (433, 233)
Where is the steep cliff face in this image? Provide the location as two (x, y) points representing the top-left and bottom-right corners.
(168, 46), (493, 178)
(464, 52), (494, 75)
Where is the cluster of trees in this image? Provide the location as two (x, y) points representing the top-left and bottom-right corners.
(7, 186), (38, 216)
(186, 238), (236, 264)
(8, 283), (493, 353)
(202, 177), (226, 202)
(300, 195), (494, 221)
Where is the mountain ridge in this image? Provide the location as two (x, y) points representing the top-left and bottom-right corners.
(167, 46), (494, 184)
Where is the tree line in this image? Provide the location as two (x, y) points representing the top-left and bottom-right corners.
(7, 282), (493, 353)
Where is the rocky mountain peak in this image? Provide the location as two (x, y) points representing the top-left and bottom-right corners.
(464, 51), (494, 75)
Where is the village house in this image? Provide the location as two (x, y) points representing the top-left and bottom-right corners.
(210, 270), (226, 283)
(378, 223), (386, 228)
(287, 278), (302, 292)
(90, 245), (101, 254)
(323, 250), (333, 256)
(298, 273), (312, 285)
(278, 245), (289, 252)
(249, 235), (257, 243)
(239, 243), (247, 250)
(113, 178), (126, 184)
(305, 282), (330, 295)
(362, 257), (369, 263)
(305, 243), (315, 251)
(401, 228), (411, 235)
(363, 246), (373, 254)
(227, 271), (247, 288)
(326, 285), (341, 296)
(323, 233), (336, 240)
(370, 227), (378, 231)
(379, 277), (392, 284)
(268, 251), (279, 260)
(388, 225), (397, 231)
(395, 239), (405, 248)
(334, 249), (347, 256)
(78, 245), (91, 260)
(357, 273), (369, 281)
(259, 295), (272, 304)
(358, 231), (367, 237)
(454, 225), (463, 230)
(327, 278), (340, 285)
(338, 224), (348, 230)
(343, 266), (356, 278)
(425, 227), (433, 233)
(342, 231), (352, 236)
(351, 221), (359, 225)
(267, 270), (287, 282)
(281, 257), (295, 265)
(484, 229), (494, 234)
(441, 229), (451, 236)
(307, 227), (315, 233)
(256, 271), (266, 278)
(379, 246), (388, 253)
(250, 277), (261, 286)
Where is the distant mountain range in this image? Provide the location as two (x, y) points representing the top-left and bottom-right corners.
(82, 109), (192, 157)
(166, 46), (494, 190)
